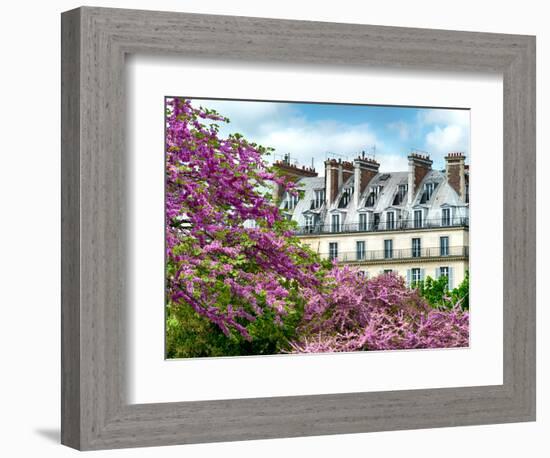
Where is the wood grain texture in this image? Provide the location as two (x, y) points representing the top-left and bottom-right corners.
(60, 8), (81, 449)
(61, 6), (536, 450)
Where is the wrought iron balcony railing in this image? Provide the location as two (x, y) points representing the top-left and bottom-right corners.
(324, 245), (469, 263)
(296, 217), (469, 236)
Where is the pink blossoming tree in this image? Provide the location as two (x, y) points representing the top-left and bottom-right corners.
(290, 267), (469, 353)
(165, 97), (322, 356)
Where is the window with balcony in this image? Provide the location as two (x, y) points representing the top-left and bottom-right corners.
(386, 211), (395, 230)
(304, 215), (314, 233)
(359, 213), (368, 231)
(412, 238), (421, 257)
(331, 214), (341, 233)
(442, 207), (451, 226)
(384, 239), (393, 259)
(440, 236), (449, 256)
(414, 209), (423, 228)
(329, 242), (338, 261)
(356, 241), (366, 261)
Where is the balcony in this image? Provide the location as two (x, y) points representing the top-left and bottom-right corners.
(295, 217), (469, 236)
(325, 245), (469, 263)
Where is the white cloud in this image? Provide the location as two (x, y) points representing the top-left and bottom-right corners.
(416, 108), (470, 164)
(387, 121), (410, 141)
(417, 109), (470, 128)
(377, 154), (409, 173)
(190, 99), (383, 175)
(425, 125), (468, 156)
(187, 100), (469, 174)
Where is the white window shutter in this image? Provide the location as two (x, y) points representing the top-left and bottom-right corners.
(449, 267), (454, 290)
(420, 268), (425, 281)
(435, 267), (440, 278)
(406, 269), (411, 287)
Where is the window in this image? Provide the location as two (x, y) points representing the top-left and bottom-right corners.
(386, 211), (395, 230)
(440, 236), (449, 256)
(313, 189), (325, 208)
(284, 192), (298, 210)
(384, 239), (393, 259)
(411, 268), (422, 284)
(304, 215), (314, 233)
(425, 182), (435, 200)
(442, 207), (451, 226)
(414, 209), (423, 228)
(329, 242), (338, 261)
(356, 241), (366, 261)
(412, 238), (421, 257)
(359, 213), (368, 231)
(331, 214), (341, 233)
(398, 184), (407, 202)
(383, 269), (393, 274)
(439, 266), (450, 289)
(340, 187), (353, 207)
(373, 213), (380, 230)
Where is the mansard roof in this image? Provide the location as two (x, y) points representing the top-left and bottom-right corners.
(281, 166), (468, 228)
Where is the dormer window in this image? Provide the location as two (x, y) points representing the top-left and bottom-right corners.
(413, 209), (423, 228)
(393, 184), (408, 205)
(283, 192), (298, 210)
(420, 182), (438, 204)
(386, 211), (395, 230)
(331, 213), (341, 233)
(304, 215), (315, 233)
(366, 185), (382, 207)
(441, 207), (451, 226)
(339, 187), (354, 208)
(359, 213), (368, 231)
(311, 189), (325, 209)
(425, 182), (435, 199)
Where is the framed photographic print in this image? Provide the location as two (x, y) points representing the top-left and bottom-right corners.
(61, 6), (536, 450)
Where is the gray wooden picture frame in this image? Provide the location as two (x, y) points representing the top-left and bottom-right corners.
(61, 6), (536, 451)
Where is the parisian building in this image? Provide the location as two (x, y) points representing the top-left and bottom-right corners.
(273, 151), (469, 289)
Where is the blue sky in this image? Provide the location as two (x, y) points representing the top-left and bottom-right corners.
(188, 98), (470, 175)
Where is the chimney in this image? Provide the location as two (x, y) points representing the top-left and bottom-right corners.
(407, 153), (433, 204)
(445, 152), (466, 201)
(325, 159), (354, 206)
(272, 155), (317, 202)
(324, 159), (339, 207)
(353, 154), (380, 206)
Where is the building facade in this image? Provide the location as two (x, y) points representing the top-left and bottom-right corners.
(274, 152), (469, 289)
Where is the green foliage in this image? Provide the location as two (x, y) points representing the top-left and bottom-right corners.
(165, 290), (306, 358)
(414, 270), (469, 310)
(450, 270), (469, 310)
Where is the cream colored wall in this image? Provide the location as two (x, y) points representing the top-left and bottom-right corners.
(299, 228), (469, 288)
(300, 228), (468, 255)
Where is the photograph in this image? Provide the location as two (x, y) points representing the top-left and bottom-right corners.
(165, 97), (470, 358)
